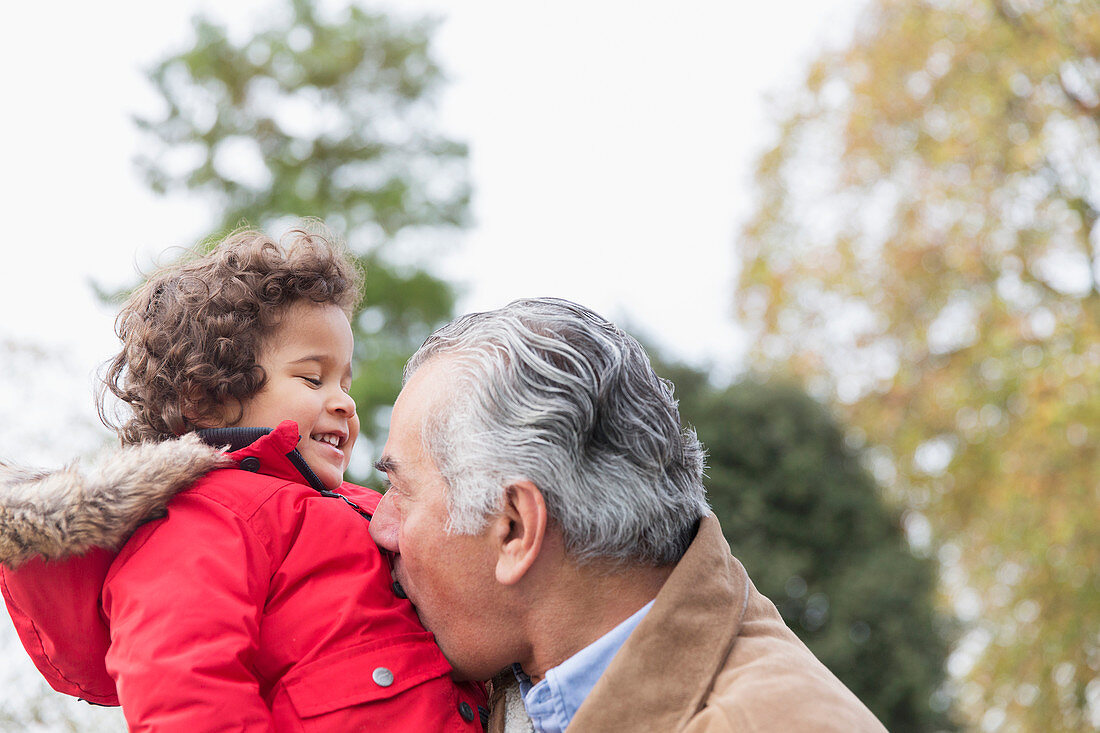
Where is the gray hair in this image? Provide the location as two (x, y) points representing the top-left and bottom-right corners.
(405, 297), (709, 566)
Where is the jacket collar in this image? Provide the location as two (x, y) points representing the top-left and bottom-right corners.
(197, 420), (375, 519)
(564, 514), (749, 732)
(197, 420), (328, 493)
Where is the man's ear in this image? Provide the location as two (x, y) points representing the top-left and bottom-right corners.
(492, 480), (547, 586)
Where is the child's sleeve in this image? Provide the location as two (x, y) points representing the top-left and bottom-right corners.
(101, 492), (276, 733)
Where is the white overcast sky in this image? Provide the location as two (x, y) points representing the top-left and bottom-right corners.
(1, 0), (865, 431)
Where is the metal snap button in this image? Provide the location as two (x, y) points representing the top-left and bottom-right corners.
(372, 667), (394, 687)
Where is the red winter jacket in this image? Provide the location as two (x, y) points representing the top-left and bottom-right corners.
(1, 421), (485, 731)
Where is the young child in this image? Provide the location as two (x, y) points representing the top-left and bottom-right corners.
(0, 229), (486, 730)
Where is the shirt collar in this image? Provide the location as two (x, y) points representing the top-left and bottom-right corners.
(513, 599), (655, 733)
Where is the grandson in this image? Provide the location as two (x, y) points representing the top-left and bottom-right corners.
(0, 229), (486, 730)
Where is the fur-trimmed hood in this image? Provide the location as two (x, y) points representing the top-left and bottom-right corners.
(0, 434), (231, 568)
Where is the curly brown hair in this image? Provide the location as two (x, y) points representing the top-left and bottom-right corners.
(98, 227), (363, 444)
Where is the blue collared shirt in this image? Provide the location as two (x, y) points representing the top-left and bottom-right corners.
(513, 600), (655, 733)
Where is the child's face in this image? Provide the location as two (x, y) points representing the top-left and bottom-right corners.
(235, 300), (360, 490)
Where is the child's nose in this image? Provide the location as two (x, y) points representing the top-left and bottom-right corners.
(330, 389), (356, 417)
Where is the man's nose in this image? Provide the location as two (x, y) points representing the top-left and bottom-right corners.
(369, 491), (399, 552)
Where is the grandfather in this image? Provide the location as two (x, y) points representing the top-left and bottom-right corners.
(370, 298), (885, 732)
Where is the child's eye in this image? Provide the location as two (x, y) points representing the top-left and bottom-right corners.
(300, 376), (322, 386)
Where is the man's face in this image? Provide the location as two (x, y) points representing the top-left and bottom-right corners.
(370, 358), (507, 681)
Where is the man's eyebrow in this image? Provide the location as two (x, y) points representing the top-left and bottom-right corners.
(374, 456), (398, 475)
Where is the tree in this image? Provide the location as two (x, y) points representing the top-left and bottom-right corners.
(656, 355), (955, 731)
(736, 0), (1100, 729)
(135, 0), (469, 477)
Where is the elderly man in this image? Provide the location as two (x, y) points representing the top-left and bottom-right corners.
(370, 298), (885, 732)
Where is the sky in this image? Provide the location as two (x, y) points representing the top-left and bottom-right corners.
(0, 0), (866, 449)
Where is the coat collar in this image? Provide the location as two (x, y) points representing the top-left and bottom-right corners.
(197, 420), (326, 492)
(196, 421), (375, 518)
(565, 514), (749, 732)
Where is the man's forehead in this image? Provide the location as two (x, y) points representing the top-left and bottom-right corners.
(377, 357), (457, 479)
(376, 409), (432, 481)
(405, 355), (462, 396)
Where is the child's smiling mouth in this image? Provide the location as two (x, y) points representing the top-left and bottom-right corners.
(311, 432), (345, 448)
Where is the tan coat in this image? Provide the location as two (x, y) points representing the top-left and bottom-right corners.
(488, 514), (886, 732)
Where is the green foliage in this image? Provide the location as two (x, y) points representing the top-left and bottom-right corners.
(736, 1), (1100, 728)
(657, 357), (956, 731)
(134, 0), (468, 477)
